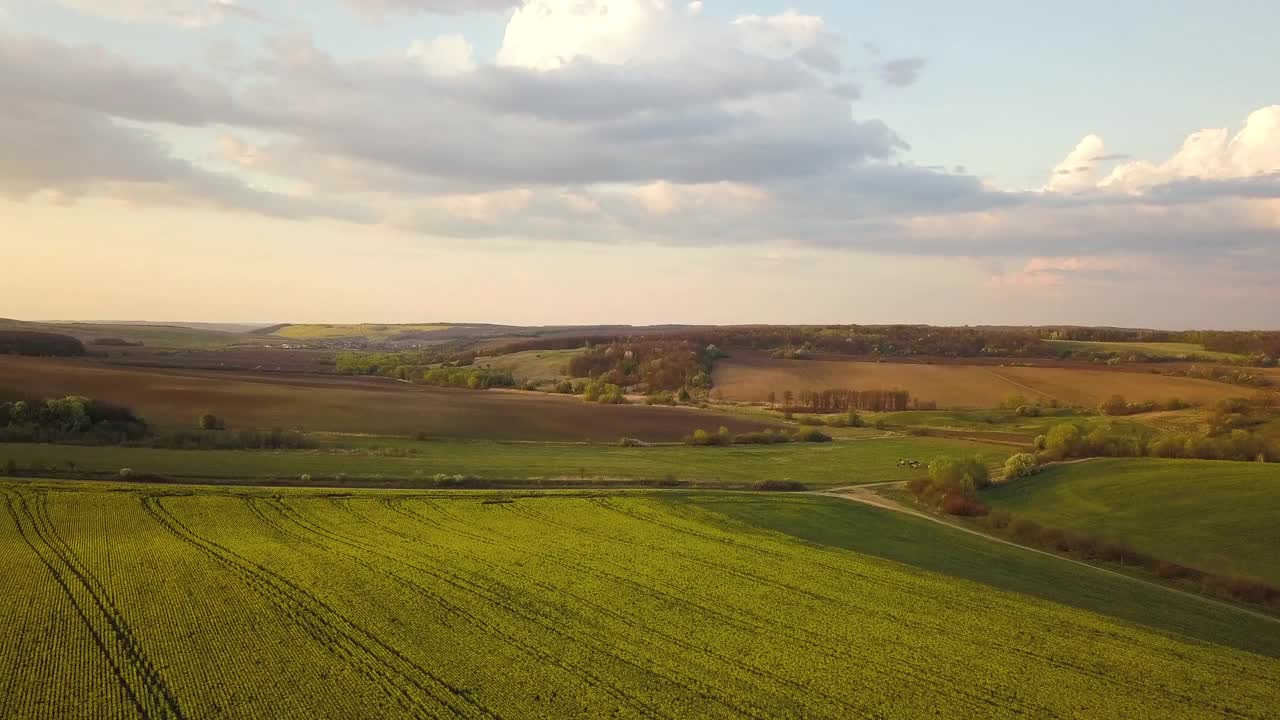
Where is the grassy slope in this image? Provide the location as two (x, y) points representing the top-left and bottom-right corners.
(0, 318), (251, 349)
(1044, 339), (1246, 361)
(270, 323), (452, 340)
(982, 458), (1280, 585)
(870, 408), (1158, 442)
(1, 480), (1276, 720)
(686, 492), (1280, 657)
(476, 349), (582, 383)
(0, 436), (1009, 489)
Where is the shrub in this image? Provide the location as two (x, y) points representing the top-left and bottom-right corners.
(1156, 561), (1189, 579)
(982, 508), (1012, 530)
(198, 413), (224, 431)
(554, 380), (574, 394)
(751, 479), (808, 492)
(1014, 404), (1041, 417)
(941, 492), (987, 516)
(791, 428), (833, 443)
(928, 455), (991, 491)
(300, 474), (312, 482)
(1002, 453), (1040, 480)
(118, 468), (134, 479)
(617, 437), (649, 447)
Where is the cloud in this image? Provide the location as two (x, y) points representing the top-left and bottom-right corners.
(53, 0), (261, 26)
(879, 57), (926, 87)
(406, 34), (477, 75)
(732, 10), (844, 73)
(341, 0), (521, 16)
(1050, 106), (1280, 197)
(1046, 134), (1105, 193)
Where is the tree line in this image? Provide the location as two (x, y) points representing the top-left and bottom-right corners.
(0, 331), (86, 357)
(772, 388), (915, 413)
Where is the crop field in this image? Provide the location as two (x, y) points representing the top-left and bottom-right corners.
(269, 323), (452, 340)
(1044, 339), (1246, 361)
(0, 435), (1009, 489)
(983, 458), (1280, 585)
(712, 355), (1248, 409)
(0, 357), (774, 441)
(1, 481), (1277, 719)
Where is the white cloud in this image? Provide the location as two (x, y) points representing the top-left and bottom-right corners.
(1103, 105), (1280, 192)
(498, 0), (674, 70)
(1046, 133), (1105, 193)
(1050, 106), (1280, 195)
(342, 0), (520, 15)
(732, 10), (843, 73)
(407, 34), (476, 75)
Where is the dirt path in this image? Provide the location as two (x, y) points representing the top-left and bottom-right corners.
(813, 482), (1280, 626)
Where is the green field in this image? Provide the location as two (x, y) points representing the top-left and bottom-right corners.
(983, 458), (1280, 584)
(870, 408), (1157, 443)
(0, 318), (253, 349)
(477, 349), (582, 383)
(1, 480), (1277, 719)
(0, 435), (1010, 489)
(1044, 339), (1245, 361)
(696, 493), (1280, 656)
(270, 323), (451, 340)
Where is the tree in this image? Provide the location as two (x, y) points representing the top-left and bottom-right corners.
(1003, 453), (1040, 480)
(1099, 394), (1129, 416)
(782, 390), (793, 409)
(1044, 423), (1084, 460)
(198, 413), (222, 431)
(767, 391), (776, 408)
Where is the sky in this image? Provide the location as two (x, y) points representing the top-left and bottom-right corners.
(2, 0), (1278, 329)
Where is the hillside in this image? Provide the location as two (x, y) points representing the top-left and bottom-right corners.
(983, 458), (1280, 585)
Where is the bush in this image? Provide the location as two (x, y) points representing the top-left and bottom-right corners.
(1014, 404), (1041, 417)
(927, 455), (991, 491)
(791, 428), (833, 443)
(198, 413), (224, 431)
(617, 437), (649, 447)
(941, 492), (987, 516)
(751, 479), (808, 492)
(1002, 453), (1040, 480)
(118, 468), (133, 479)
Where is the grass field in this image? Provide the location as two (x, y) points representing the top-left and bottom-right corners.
(869, 408), (1158, 443)
(694, 492), (1280, 657)
(983, 458), (1280, 585)
(1, 481), (1276, 719)
(269, 323), (451, 340)
(713, 355), (1249, 409)
(477, 349), (582, 383)
(0, 435), (1010, 489)
(0, 318), (256, 349)
(1044, 339), (1246, 361)
(0, 356), (775, 441)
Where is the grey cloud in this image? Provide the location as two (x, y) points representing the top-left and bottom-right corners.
(0, 32), (242, 126)
(54, 1), (263, 26)
(879, 57), (926, 87)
